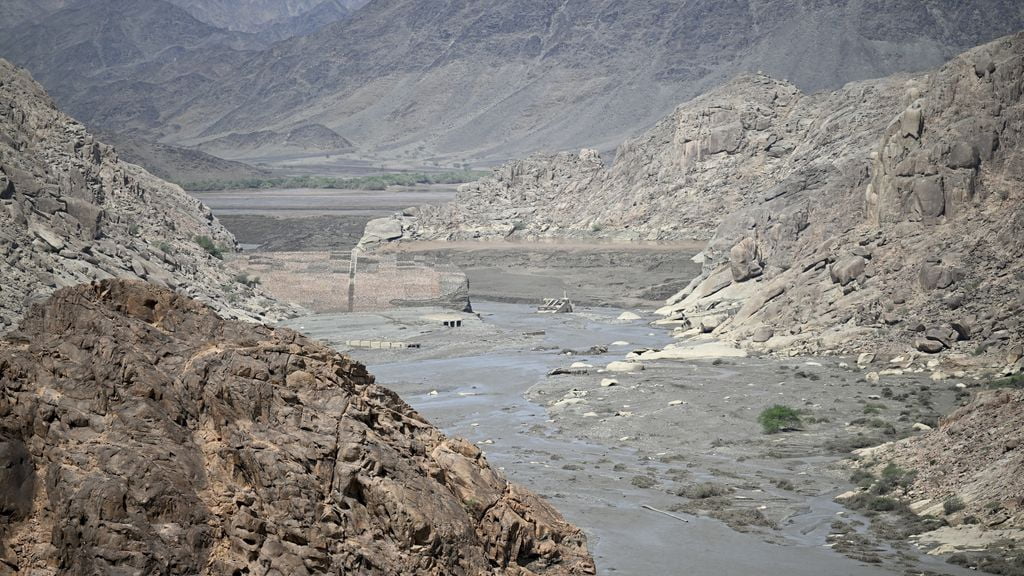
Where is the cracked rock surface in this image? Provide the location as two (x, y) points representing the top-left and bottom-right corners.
(0, 279), (594, 576)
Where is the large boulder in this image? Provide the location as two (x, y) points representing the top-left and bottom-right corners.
(729, 237), (763, 282)
(829, 255), (867, 286)
(0, 281), (595, 576)
(360, 216), (405, 245)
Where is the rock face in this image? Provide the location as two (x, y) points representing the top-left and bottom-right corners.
(682, 31), (1024, 359)
(0, 59), (299, 334)
(0, 280), (594, 575)
(388, 32), (1024, 363)
(392, 73), (902, 243)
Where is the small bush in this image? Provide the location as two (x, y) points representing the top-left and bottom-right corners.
(944, 496), (966, 515)
(158, 242), (173, 254)
(194, 235), (223, 259)
(128, 224), (140, 236)
(758, 404), (803, 434)
(873, 464), (916, 495)
(850, 469), (875, 489)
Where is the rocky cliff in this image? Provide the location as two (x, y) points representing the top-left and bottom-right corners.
(669, 31), (1024, 365)
(375, 32), (1024, 368)
(0, 280), (595, 575)
(0, 59), (297, 334)
(401, 72), (905, 242)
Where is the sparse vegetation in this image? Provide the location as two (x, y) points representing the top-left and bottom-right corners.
(989, 373), (1024, 389)
(757, 404), (803, 434)
(194, 235), (223, 259)
(180, 170), (489, 192)
(873, 464), (916, 495)
(944, 496), (966, 515)
(157, 242), (173, 254)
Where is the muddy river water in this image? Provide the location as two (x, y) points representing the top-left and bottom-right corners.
(286, 302), (970, 576)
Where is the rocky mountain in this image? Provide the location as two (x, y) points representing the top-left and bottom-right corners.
(370, 32), (1024, 367)
(196, 123), (354, 160)
(0, 0), (73, 28)
(165, 0), (368, 35)
(0, 279), (595, 575)
(99, 131), (273, 186)
(0, 0), (261, 136)
(0, 58), (296, 333)
(9, 0), (1023, 164)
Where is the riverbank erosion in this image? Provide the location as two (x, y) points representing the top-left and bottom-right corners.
(0, 280), (594, 575)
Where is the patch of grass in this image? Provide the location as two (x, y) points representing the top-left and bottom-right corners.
(180, 170), (489, 192)
(194, 235), (223, 259)
(850, 469), (875, 490)
(758, 404), (803, 434)
(157, 242), (173, 254)
(944, 496), (966, 515)
(873, 464), (916, 495)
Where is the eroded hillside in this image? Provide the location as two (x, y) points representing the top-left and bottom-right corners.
(0, 59), (297, 333)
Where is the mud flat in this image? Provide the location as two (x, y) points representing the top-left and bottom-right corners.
(285, 302), (975, 576)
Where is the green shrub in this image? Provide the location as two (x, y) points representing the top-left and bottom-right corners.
(873, 464), (916, 495)
(194, 235), (223, 259)
(758, 404), (803, 434)
(944, 496), (966, 515)
(158, 242), (173, 254)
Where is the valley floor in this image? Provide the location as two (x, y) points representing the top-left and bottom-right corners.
(202, 185), (1001, 575)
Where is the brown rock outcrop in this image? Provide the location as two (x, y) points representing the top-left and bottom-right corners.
(0, 280), (594, 575)
(0, 59), (299, 335)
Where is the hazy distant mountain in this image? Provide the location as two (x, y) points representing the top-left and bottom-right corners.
(164, 0), (370, 37)
(4, 0), (1024, 163)
(0, 0), (260, 132)
(0, 0), (74, 27)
